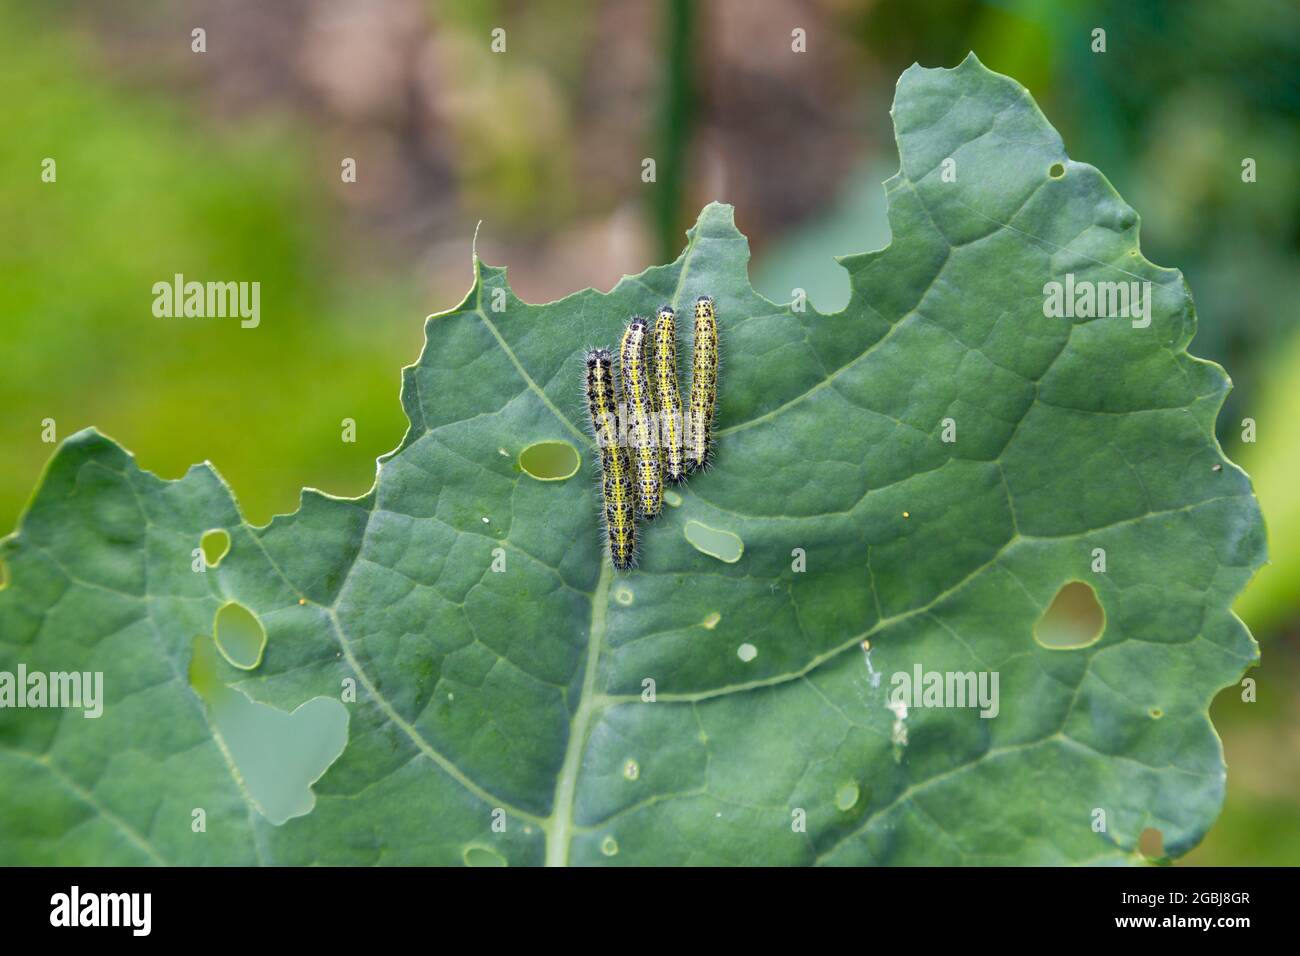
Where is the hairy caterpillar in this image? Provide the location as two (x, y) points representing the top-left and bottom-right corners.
(685, 295), (718, 472)
(584, 349), (635, 570)
(652, 305), (686, 484)
(620, 317), (664, 519)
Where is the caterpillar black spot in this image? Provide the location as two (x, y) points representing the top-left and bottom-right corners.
(620, 317), (664, 519)
(653, 306), (686, 484)
(686, 295), (718, 472)
(584, 349), (635, 570)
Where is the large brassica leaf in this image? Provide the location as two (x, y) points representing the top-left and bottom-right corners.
(0, 55), (1263, 865)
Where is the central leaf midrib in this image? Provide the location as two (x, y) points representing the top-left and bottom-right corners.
(537, 226), (706, 864)
(545, 561), (613, 865)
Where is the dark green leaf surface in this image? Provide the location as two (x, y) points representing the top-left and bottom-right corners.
(0, 56), (1263, 865)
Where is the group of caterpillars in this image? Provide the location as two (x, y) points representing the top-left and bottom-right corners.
(584, 295), (719, 571)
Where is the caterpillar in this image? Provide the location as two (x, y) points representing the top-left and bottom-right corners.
(685, 294), (718, 472)
(620, 317), (664, 519)
(584, 348), (636, 570)
(652, 306), (686, 484)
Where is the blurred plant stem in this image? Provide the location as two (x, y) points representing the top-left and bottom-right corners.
(652, 0), (695, 261)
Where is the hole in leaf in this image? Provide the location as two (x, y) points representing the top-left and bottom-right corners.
(835, 782), (861, 811)
(200, 528), (231, 567)
(614, 587), (633, 606)
(1149, 707), (1163, 719)
(684, 520), (744, 563)
(737, 643), (758, 662)
(1049, 162), (1066, 179)
(188, 636), (348, 826)
(463, 845), (507, 867)
(664, 489), (683, 508)
(1138, 827), (1164, 860)
(214, 600), (267, 670)
(518, 441), (580, 481)
(701, 611), (721, 630)
(1033, 581), (1104, 650)
(600, 836), (619, 856)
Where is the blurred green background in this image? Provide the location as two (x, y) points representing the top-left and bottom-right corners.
(2, 0), (1296, 863)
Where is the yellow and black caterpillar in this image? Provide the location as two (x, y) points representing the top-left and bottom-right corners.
(652, 306), (686, 484)
(584, 349), (636, 570)
(685, 295), (718, 472)
(621, 317), (664, 519)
